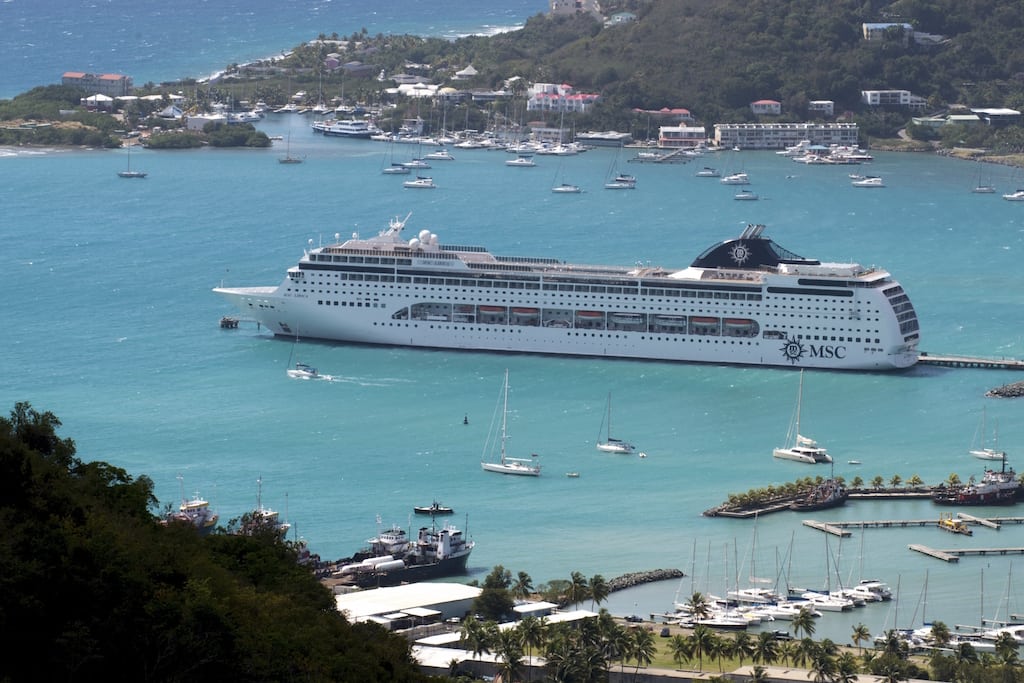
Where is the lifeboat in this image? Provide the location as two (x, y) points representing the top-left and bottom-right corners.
(512, 307), (539, 316)
(610, 312), (644, 324)
(724, 318), (755, 329)
(479, 305), (506, 313)
(576, 310), (604, 318)
(690, 317), (720, 325)
(654, 315), (686, 327)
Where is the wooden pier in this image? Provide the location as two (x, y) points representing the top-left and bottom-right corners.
(801, 520), (851, 537)
(918, 353), (1024, 370)
(804, 516), (1024, 533)
(909, 545), (959, 562)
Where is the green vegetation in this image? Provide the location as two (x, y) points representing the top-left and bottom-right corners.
(0, 402), (429, 682)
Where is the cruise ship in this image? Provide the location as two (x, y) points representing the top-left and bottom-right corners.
(213, 218), (920, 371)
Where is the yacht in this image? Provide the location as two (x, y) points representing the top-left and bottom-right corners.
(720, 172), (750, 185)
(311, 118), (382, 139)
(1002, 189), (1024, 201)
(403, 176), (436, 189)
(852, 176), (884, 188)
(213, 220), (921, 371)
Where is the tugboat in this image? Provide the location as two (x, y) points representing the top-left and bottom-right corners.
(413, 500), (454, 515)
(336, 518), (474, 587)
(933, 461), (1019, 505)
(789, 478), (848, 512)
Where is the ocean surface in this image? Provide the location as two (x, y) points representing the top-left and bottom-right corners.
(4, 1), (1024, 647)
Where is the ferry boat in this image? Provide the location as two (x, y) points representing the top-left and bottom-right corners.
(213, 219), (920, 371)
(311, 118), (382, 139)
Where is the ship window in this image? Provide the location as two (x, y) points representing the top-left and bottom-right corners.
(350, 256), (364, 263)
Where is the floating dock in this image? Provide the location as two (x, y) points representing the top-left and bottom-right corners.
(801, 520), (851, 537)
(909, 544), (959, 562)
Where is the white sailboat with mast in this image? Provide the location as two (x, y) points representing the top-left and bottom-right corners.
(773, 369), (832, 464)
(969, 406), (1006, 461)
(595, 392), (636, 454)
(481, 369), (541, 476)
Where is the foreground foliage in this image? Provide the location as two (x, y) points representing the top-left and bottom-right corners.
(0, 402), (429, 682)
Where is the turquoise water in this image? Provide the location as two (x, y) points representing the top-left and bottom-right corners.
(4, 119), (1024, 643)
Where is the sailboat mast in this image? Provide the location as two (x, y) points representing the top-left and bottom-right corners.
(795, 369), (804, 437)
(500, 369), (509, 464)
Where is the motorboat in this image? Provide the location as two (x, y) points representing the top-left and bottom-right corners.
(799, 591), (854, 611)
(286, 362), (318, 379)
(423, 148), (454, 161)
(403, 176), (436, 189)
(413, 501), (454, 515)
(734, 189), (759, 200)
(506, 155), (536, 167)
(696, 167), (720, 177)
(852, 175), (884, 188)
(1003, 190), (1024, 201)
(720, 172), (750, 185)
(855, 579), (893, 601)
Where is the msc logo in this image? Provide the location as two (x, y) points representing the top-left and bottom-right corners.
(779, 336), (847, 364)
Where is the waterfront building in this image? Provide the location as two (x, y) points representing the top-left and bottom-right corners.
(713, 122), (860, 150)
(657, 125), (707, 149)
(61, 71), (133, 97)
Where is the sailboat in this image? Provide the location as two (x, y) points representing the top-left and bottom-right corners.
(971, 162), (996, 193)
(481, 369), (541, 476)
(117, 140), (147, 178)
(595, 392), (636, 454)
(773, 370), (833, 464)
(604, 144), (636, 189)
(551, 159), (581, 193)
(279, 133), (303, 164)
(969, 406), (1006, 460)
(285, 334), (318, 379)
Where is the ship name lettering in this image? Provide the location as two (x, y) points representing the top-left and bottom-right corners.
(807, 345), (846, 359)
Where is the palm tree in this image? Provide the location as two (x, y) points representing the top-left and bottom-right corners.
(494, 627), (524, 683)
(994, 631), (1020, 666)
(835, 652), (861, 683)
(750, 664), (770, 683)
(459, 618), (493, 660)
(851, 623), (871, 653)
(629, 627), (657, 681)
(791, 606), (817, 639)
(850, 475), (864, 489)
(889, 473), (903, 488)
(929, 620), (951, 648)
(810, 645), (837, 683)
(947, 473), (961, 487)
(733, 632), (755, 667)
(778, 640), (800, 667)
(589, 574), (610, 610)
(686, 591), (713, 621)
(871, 475), (885, 490)
(669, 634), (693, 670)
(517, 615), (546, 681)
(511, 571), (535, 600)
(907, 474), (924, 489)
(566, 570), (590, 606)
(689, 624), (717, 671)
(753, 631), (779, 665)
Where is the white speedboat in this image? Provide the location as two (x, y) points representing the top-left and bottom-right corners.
(773, 370), (833, 464)
(696, 167), (720, 177)
(852, 175), (884, 187)
(286, 361), (318, 379)
(1002, 189), (1024, 201)
(423, 148), (454, 161)
(481, 369), (541, 476)
(734, 189), (758, 200)
(720, 172), (750, 185)
(403, 176), (436, 189)
(506, 155), (536, 167)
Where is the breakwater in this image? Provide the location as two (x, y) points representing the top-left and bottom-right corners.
(606, 568), (684, 593)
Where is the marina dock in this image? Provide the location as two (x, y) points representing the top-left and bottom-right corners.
(910, 545), (1024, 562)
(917, 352), (1024, 370)
(802, 515), (1024, 537)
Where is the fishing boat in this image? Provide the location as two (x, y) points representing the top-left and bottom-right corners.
(336, 518), (474, 587)
(789, 478), (848, 511)
(773, 370), (833, 464)
(595, 392), (636, 454)
(213, 219), (921, 371)
(413, 501), (454, 515)
(481, 369), (541, 476)
(163, 475), (219, 534)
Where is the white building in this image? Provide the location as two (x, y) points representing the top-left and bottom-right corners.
(658, 125), (707, 149)
(713, 122), (860, 150)
(808, 100), (835, 117)
(861, 89), (928, 109)
(751, 99), (781, 116)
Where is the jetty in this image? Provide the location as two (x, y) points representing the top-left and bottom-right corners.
(917, 352), (1024, 370)
(910, 545), (1024, 562)
(802, 515), (1024, 535)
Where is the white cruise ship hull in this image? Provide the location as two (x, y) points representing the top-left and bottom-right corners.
(213, 220), (920, 372)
